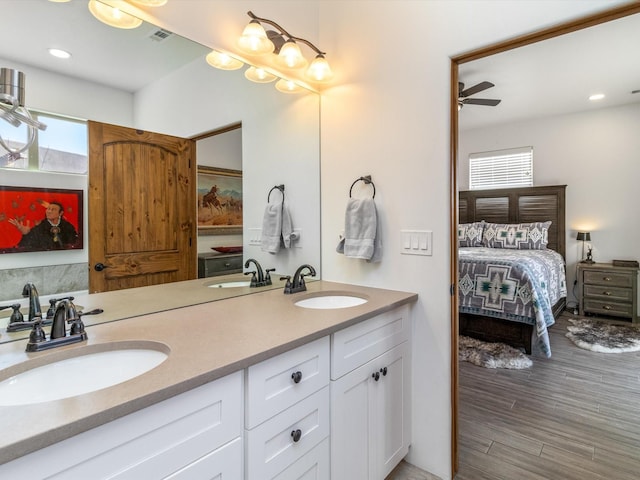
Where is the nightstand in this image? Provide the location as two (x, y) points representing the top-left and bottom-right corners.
(198, 253), (243, 278)
(577, 262), (638, 323)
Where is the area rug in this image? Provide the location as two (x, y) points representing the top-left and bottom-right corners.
(566, 318), (640, 353)
(459, 335), (532, 369)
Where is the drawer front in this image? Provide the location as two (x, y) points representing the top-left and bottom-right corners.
(246, 386), (330, 480)
(164, 436), (243, 480)
(584, 270), (633, 288)
(584, 284), (633, 303)
(584, 299), (633, 318)
(272, 437), (330, 480)
(2, 372), (244, 480)
(246, 336), (330, 428)
(198, 254), (243, 278)
(331, 304), (410, 380)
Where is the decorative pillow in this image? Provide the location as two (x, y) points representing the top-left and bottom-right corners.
(458, 221), (485, 247)
(483, 221), (551, 249)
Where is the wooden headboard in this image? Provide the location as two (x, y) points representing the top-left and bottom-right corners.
(459, 185), (566, 259)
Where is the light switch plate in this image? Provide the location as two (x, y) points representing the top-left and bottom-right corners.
(400, 230), (432, 256)
(248, 228), (261, 246)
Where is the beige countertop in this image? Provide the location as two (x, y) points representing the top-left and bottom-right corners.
(0, 280), (417, 465)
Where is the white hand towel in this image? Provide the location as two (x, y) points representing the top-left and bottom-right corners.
(261, 197), (283, 253)
(281, 203), (293, 249)
(339, 197), (378, 260)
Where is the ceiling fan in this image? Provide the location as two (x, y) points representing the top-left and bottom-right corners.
(458, 81), (501, 109)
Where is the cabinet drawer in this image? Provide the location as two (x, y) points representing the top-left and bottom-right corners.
(198, 254), (243, 278)
(584, 270), (633, 288)
(584, 284), (633, 303)
(584, 299), (633, 318)
(246, 386), (330, 480)
(332, 305), (410, 380)
(246, 336), (329, 429)
(272, 437), (329, 480)
(164, 436), (243, 480)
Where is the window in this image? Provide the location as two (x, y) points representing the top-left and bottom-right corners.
(469, 146), (533, 190)
(0, 111), (87, 174)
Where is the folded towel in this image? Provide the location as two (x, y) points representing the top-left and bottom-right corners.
(261, 196), (294, 253)
(336, 197), (380, 261)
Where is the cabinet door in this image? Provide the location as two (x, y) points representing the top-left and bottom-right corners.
(272, 437), (330, 480)
(378, 341), (411, 479)
(165, 436), (243, 480)
(331, 342), (411, 480)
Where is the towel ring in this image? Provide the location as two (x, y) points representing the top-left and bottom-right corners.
(268, 184), (285, 202)
(349, 175), (376, 199)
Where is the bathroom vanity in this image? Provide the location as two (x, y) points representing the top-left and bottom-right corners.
(0, 280), (416, 479)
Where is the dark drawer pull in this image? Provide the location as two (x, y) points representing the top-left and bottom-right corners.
(603, 277), (611, 281)
(603, 291), (612, 296)
(603, 305), (612, 310)
(372, 371), (380, 381)
(380, 367), (388, 376)
(291, 429), (302, 442)
(291, 371), (302, 384)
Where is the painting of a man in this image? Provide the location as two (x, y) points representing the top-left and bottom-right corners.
(9, 201), (79, 250)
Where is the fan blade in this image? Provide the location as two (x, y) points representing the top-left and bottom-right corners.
(462, 98), (501, 106)
(459, 81), (494, 98)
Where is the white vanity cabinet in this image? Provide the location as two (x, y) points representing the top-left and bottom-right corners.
(330, 305), (412, 480)
(0, 371), (244, 480)
(245, 336), (331, 480)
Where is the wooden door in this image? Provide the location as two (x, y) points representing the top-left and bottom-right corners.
(88, 121), (196, 293)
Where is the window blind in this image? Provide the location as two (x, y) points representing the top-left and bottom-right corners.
(469, 146), (533, 190)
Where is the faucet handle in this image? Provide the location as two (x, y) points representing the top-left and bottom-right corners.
(244, 271), (258, 287)
(28, 318), (47, 344)
(265, 268), (276, 285)
(280, 276), (293, 294)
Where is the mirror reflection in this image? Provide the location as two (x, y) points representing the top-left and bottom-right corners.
(0, 1), (320, 343)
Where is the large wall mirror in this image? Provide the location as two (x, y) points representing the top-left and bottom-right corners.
(0, 1), (320, 340)
(450, 5), (640, 475)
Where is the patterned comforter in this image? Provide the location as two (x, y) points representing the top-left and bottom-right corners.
(458, 247), (567, 357)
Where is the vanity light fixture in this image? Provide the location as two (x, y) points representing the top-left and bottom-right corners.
(0, 68), (47, 159)
(88, 0), (143, 29)
(205, 50), (243, 71)
(238, 11), (333, 83)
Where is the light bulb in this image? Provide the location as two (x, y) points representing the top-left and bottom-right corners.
(305, 55), (333, 82)
(238, 21), (274, 55)
(276, 41), (308, 69)
(205, 51), (243, 71)
(245, 67), (276, 83)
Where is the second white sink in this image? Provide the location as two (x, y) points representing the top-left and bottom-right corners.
(0, 342), (169, 406)
(207, 281), (252, 288)
(294, 294), (368, 309)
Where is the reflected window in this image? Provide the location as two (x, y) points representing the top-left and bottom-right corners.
(469, 146), (533, 190)
(0, 111), (87, 174)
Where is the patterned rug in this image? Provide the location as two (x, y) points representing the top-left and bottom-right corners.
(459, 335), (532, 369)
(566, 318), (640, 353)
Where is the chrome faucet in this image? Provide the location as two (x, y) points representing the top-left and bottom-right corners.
(26, 299), (88, 352)
(244, 258), (273, 287)
(22, 282), (42, 322)
(283, 264), (317, 294)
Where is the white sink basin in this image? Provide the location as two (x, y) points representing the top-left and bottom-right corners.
(294, 294), (368, 309)
(0, 342), (169, 406)
(207, 281), (251, 288)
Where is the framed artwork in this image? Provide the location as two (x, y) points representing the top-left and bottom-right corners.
(197, 166), (243, 235)
(0, 186), (83, 253)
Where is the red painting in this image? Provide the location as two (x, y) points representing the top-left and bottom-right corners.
(0, 186), (83, 253)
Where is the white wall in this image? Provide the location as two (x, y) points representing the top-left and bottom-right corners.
(459, 102), (640, 307)
(317, 1), (628, 479)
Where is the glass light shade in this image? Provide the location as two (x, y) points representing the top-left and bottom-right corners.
(205, 51), (243, 71)
(305, 55), (333, 82)
(130, 0), (169, 6)
(237, 21), (275, 55)
(276, 41), (308, 69)
(245, 66), (276, 83)
(88, 0), (142, 29)
(275, 79), (305, 94)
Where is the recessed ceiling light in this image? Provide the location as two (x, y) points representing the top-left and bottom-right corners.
(48, 48), (72, 59)
(588, 93), (605, 101)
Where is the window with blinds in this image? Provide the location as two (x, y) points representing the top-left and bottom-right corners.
(469, 146), (533, 190)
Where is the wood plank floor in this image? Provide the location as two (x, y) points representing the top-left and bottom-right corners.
(455, 312), (640, 479)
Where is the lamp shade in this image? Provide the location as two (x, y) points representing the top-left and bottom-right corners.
(244, 66), (276, 83)
(305, 54), (333, 82)
(88, 0), (142, 29)
(238, 21), (275, 55)
(276, 40), (308, 69)
(205, 51), (244, 71)
(275, 78), (305, 94)
(576, 232), (591, 241)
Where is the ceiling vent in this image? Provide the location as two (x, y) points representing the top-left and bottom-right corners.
(148, 28), (173, 42)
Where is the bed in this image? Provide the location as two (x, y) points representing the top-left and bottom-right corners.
(458, 185), (567, 356)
